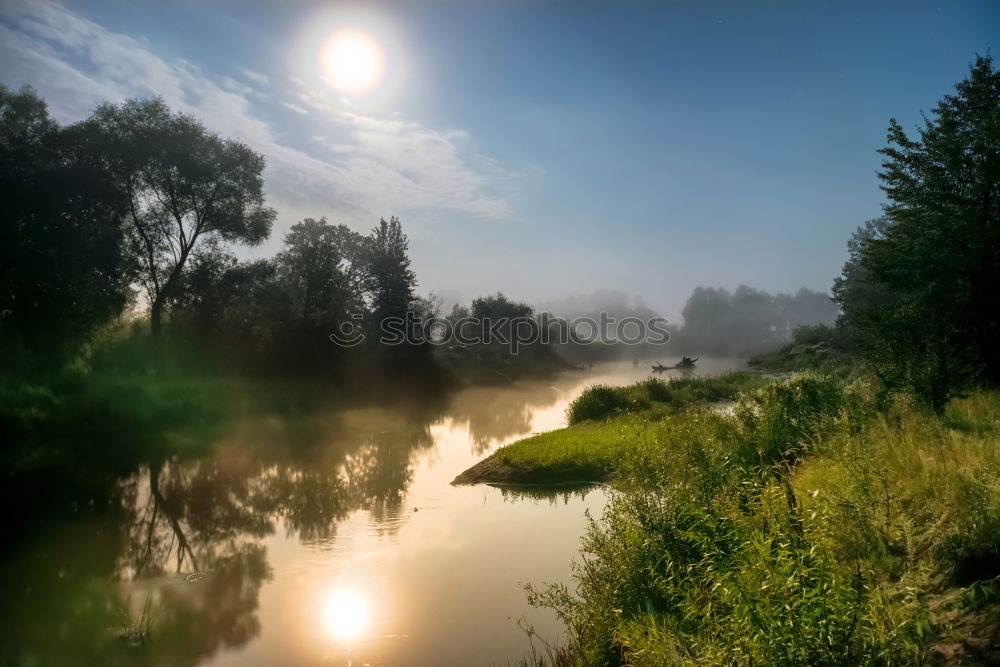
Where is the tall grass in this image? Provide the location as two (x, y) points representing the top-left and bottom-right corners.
(526, 378), (1000, 665)
(566, 373), (765, 425)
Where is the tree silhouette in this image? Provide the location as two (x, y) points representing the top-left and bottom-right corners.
(83, 98), (275, 337)
(367, 216), (416, 325)
(0, 85), (130, 359)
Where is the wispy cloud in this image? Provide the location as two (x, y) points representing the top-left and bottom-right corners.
(240, 67), (269, 86)
(0, 0), (510, 235)
(281, 101), (309, 115)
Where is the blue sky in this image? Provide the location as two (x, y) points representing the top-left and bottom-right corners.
(1, 0), (997, 318)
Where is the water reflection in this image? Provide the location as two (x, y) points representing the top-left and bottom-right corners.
(494, 483), (602, 505)
(445, 383), (564, 454)
(0, 360), (746, 666)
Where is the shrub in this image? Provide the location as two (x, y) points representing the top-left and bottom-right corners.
(567, 384), (646, 424)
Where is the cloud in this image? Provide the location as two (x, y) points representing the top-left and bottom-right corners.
(281, 101), (309, 115)
(240, 67), (269, 86)
(0, 0), (510, 235)
(333, 112), (510, 220)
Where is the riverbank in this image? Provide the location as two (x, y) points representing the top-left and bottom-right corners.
(501, 372), (1000, 664)
(452, 372), (766, 486)
(0, 325), (571, 463)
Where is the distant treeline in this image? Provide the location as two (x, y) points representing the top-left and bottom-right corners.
(541, 286), (838, 360)
(671, 285), (838, 356)
(0, 82), (836, 387)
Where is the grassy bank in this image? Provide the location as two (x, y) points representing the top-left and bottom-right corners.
(508, 375), (1000, 665)
(748, 324), (856, 376)
(453, 373), (766, 485)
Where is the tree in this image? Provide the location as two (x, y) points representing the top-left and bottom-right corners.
(367, 217), (416, 325)
(275, 217), (368, 332)
(169, 253), (287, 354)
(835, 56), (1000, 409)
(831, 218), (894, 340)
(83, 98), (275, 337)
(470, 292), (534, 321)
(0, 85), (130, 358)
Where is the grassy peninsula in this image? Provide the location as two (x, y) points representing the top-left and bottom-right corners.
(453, 373), (767, 485)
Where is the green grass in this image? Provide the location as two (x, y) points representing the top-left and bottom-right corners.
(118, 595), (158, 648)
(520, 378), (1000, 665)
(497, 419), (634, 470)
(456, 373), (772, 485)
(748, 324), (856, 377)
(566, 372), (766, 424)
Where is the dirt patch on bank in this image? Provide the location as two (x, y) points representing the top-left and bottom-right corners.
(451, 454), (610, 486)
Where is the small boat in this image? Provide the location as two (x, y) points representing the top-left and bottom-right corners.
(651, 357), (698, 372)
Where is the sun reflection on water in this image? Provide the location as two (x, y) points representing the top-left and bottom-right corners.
(321, 588), (371, 642)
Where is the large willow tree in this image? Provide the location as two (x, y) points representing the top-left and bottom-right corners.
(83, 98), (275, 336)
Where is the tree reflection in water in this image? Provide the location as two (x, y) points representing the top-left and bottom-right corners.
(1, 402), (437, 665)
(0, 375), (586, 665)
(447, 381), (564, 455)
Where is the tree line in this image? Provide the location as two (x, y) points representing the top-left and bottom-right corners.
(673, 285), (838, 356)
(0, 89), (452, 373)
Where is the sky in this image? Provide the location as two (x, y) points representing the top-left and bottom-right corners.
(1, 0), (997, 319)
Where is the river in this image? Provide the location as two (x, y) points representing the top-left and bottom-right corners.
(1, 358), (746, 666)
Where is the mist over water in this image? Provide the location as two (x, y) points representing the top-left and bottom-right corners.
(0, 360), (745, 666)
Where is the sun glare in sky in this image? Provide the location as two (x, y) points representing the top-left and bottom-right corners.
(320, 29), (384, 95)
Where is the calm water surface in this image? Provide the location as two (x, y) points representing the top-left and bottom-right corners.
(2, 359), (745, 666)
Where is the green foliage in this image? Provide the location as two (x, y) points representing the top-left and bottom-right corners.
(527, 380), (912, 665)
(0, 85), (131, 358)
(368, 216), (416, 324)
(834, 56), (1000, 410)
(479, 374), (766, 485)
(275, 217), (369, 330)
(516, 376), (1000, 664)
(567, 384), (645, 423)
(471, 292), (535, 321)
(748, 324), (855, 376)
(526, 382), (1000, 666)
(567, 373), (764, 424)
(730, 374), (856, 466)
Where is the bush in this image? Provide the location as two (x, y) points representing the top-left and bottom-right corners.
(748, 325), (855, 375)
(731, 374), (854, 467)
(567, 384), (647, 424)
(567, 373), (765, 425)
(527, 416), (928, 665)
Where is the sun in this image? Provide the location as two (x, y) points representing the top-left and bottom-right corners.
(320, 29), (384, 95)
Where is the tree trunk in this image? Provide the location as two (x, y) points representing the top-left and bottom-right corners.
(150, 298), (163, 338)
